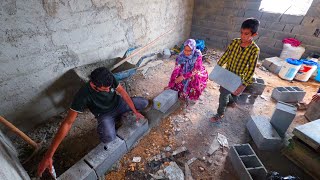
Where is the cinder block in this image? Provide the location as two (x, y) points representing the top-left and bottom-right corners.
(273, 31), (295, 40)
(262, 57), (284, 74)
(283, 24), (294, 33)
(244, 10), (262, 18)
(270, 102), (297, 137)
(209, 65), (242, 93)
(244, 2), (261, 10)
(261, 12), (281, 21)
(58, 160), (97, 180)
(304, 100), (320, 121)
(293, 119), (320, 151)
(153, 89), (178, 113)
(243, 77), (266, 95)
(144, 101), (181, 128)
(271, 86), (306, 103)
(291, 25), (317, 36)
(280, 14), (304, 25)
(84, 137), (127, 177)
(117, 113), (149, 150)
(247, 116), (283, 151)
(229, 144), (267, 180)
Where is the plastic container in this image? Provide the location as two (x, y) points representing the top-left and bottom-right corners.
(315, 63), (320, 82)
(278, 58), (303, 81)
(280, 43), (305, 60)
(294, 60), (318, 82)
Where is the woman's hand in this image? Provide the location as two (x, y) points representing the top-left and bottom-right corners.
(175, 75), (184, 84)
(164, 86), (171, 90)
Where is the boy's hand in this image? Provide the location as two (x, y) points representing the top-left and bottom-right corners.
(233, 85), (246, 96)
(175, 75), (184, 83)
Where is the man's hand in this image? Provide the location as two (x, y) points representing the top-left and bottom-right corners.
(312, 93), (320, 102)
(37, 154), (53, 177)
(134, 112), (145, 122)
(175, 75), (184, 84)
(233, 84), (246, 96)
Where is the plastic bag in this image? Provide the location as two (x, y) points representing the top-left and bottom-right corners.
(266, 171), (300, 180)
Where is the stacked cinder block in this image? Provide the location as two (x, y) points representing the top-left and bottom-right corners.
(270, 102), (297, 138)
(229, 144), (267, 180)
(239, 77), (266, 105)
(304, 100), (320, 121)
(262, 57), (284, 74)
(209, 65), (242, 93)
(153, 89), (178, 113)
(271, 86), (306, 103)
(246, 116), (283, 151)
(57, 160), (97, 180)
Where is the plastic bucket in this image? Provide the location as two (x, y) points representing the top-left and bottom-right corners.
(294, 60), (318, 82)
(315, 63), (320, 82)
(278, 58), (303, 81)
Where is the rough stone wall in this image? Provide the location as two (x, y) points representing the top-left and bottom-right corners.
(191, 0), (320, 59)
(0, 0), (194, 131)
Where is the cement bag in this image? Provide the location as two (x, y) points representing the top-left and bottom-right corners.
(280, 43), (305, 60)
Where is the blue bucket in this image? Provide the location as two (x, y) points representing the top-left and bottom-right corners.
(315, 63), (320, 82)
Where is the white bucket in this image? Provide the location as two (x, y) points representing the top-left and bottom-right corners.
(294, 60), (318, 82)
(278, 58), (303, 81)
(280, 43), (305, 60)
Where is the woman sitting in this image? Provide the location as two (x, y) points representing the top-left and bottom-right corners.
(165, 39), (208, 104)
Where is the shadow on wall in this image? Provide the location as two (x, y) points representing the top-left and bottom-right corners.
(3, 70), (82, 133)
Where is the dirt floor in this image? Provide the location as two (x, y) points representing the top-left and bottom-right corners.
(11, 48), (319, 179)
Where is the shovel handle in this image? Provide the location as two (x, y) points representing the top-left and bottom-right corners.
(0, 116), (38, 149)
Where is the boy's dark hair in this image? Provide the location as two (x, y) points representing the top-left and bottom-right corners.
(89, 67), (113, 87)
(241, 18), (260, 34)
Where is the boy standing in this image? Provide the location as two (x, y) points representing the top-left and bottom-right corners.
(211, 18), (260, 122)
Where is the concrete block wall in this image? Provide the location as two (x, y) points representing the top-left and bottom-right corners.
(0, 0), (194, 131)
(191, 0), (320, 59)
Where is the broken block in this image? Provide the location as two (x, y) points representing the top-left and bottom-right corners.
(247, 116), (283, 151)
(84, 137), (127, 177)
(229, 144), (267, 180)
(238, 94), (258, 105)
(58, 160), (97, 180)
(270, 102), (297, 137)
(271, 86), (306, 103)
(243, 77), (266, 95)
(293, 119), (320, 151)
(304, 100), (320, 121)
(209, 65), (242, 93)
(153, 89), (178, 113)
(117, 112), (149, 150)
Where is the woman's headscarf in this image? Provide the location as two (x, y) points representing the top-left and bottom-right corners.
(177, 39), (202, 74)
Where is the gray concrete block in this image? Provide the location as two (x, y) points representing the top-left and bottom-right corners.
(153, 89), (178, 113)
(58, 160), (97, 180)
(244, 10), (262, 18)
(293, 119), (320, 151)
(283, 24), (294, 33)
(144, 101), (181, 128)
(291, 25), (318, 36)
(261, 12), (281, 21)
(295, 35), (320, 47)
(229, 144), (267, 180)
(117, 113), (149, 150)
(273, 31), (295, 40)
(262, 57), (284, 74)
(258, 28), (276, 38)
(270, 102), (297, 137)
(210, 21), (234, 31)
(222, 8), (239, 16)
(280, 15), (304, 25)
(84, 137), (127, 177)
(304, 100), (320, 121)
(274, 40), (283, 49)
(301, 16), (320, 26)
(244, 2), (261, 10)
(209, 65), (242, 93)
(256, 37), (277, 47)
(271, 86), (306, 103)
(242, 77), (266, 95)
(247, 116), (283, 151)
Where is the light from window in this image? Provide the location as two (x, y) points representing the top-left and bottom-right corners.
(259, 0), (313, 16)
